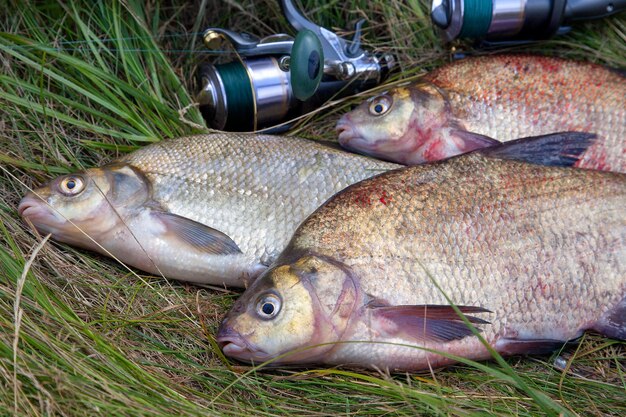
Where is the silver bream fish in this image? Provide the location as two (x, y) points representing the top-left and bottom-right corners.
(18, 134), (398, 287)
(218, 134), (626, 371)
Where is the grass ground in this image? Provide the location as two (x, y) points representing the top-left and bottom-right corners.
(0, 1), (624, 415)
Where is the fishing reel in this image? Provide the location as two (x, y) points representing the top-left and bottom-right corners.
(195, 0), (395, 132)
(431, 0), (626, 42)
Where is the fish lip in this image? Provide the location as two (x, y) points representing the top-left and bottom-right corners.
(335, 117), (358, 146)
(18, 195), (42, 219)
(217, 325), (271, 363)
(17, 200), (30, 218)
(18, 194), (63, 235)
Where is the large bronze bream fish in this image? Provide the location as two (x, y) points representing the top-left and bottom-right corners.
(218, 134), (626, 371)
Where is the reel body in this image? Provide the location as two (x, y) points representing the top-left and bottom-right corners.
(196, 0), (395, 132)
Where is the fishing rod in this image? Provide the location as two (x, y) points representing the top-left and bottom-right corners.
(431, 0), (626, 43)
(193, 0), (625, 132)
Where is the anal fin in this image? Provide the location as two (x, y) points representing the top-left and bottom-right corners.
(495, 338), (573, 356)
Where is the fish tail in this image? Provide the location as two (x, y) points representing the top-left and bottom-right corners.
(593, 296), (626, 341)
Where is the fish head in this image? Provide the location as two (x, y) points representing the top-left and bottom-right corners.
(218, 254), (359, 365)
(336, 82), (453, 164)
(18, 164), (150, 251)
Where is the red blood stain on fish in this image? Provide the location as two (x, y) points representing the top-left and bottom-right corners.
(422, 137), (454, 162)
(353, 191), (371, 207)
(379, 191), (392, 205)
(538, 59), (561, 73)
(352, 185), (393, 207)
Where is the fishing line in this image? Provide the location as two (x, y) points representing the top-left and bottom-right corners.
(2, 31), (244, 54)
(3, 46), (234, 54)
(45, 32), (206, 44)
(5, 31), (203, 46)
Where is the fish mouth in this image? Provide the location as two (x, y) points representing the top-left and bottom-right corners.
(335, 117), (376, 154)
(18, 194), (46, 221)
(217, 324), (272, 363)
(18, 194), (65, 236)
(335, 117), (358, 146)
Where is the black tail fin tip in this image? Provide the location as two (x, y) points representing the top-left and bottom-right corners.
(593, 296), (626, 341)
(477, 132), (597, 167)
(495, 338), (572, 356)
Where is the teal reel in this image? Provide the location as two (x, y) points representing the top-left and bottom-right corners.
(196, 0), (395, 132)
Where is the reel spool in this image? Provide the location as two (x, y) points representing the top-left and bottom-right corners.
(196, 30), (324, 131)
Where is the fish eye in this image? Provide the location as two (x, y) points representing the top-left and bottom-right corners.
(255, 293), (282, 320)
(368, 95), (392, 116)
(59, 176), (85, 196)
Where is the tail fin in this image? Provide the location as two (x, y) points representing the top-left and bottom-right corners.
(477, 132), (597, 167)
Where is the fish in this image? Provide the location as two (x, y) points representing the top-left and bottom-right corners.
(18, 133), (399, 287)
(217, 133), (626, 371)
(336, 54), (626, 172)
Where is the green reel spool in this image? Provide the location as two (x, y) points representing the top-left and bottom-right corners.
(459, 0), (493, 38)
(217, 61), (255, 131)
(290, 29), (324, 101)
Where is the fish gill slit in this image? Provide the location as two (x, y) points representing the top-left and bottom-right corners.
(86, 170), (169, 282)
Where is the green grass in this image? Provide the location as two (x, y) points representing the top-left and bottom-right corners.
(1, 0), (625, 415)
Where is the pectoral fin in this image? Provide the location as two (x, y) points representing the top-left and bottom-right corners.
(154, 211), (241, 255)
(477, 132), (597, 167)
(370, 304), (491, 343)
(452, 130), (502, 153)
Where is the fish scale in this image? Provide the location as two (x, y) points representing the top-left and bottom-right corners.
(219, 139), (626, 371)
